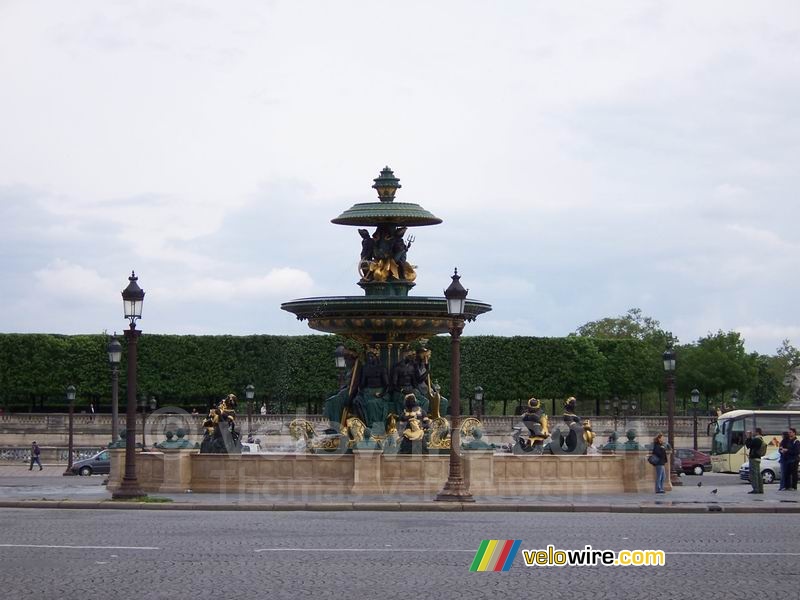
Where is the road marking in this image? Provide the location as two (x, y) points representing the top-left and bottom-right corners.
(0, 544), (159, 550)
(668, 551), (800, 556)
(254, 548), (472, 553)
(254, 549), (800, 557)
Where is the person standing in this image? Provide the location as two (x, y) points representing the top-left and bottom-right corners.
(744, 428), (765, 494)
(651, 433), (668, 494)
(778, 432), (791, 490)
(781, 428), (800, 491)
(29, 441), (42, 471)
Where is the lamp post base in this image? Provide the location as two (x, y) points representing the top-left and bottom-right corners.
(670, 464), (683, 487)
(62, 469), (76, 477)
(112, 480), (147, 500)
(434, 480), (475, 503)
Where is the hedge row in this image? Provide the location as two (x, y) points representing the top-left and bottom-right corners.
(0, 333), (657, 412)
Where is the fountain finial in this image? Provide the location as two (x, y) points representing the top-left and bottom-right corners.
(372, 166), (401, 202)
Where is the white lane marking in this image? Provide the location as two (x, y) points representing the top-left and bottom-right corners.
(668, 551), (800, 556)
(0, 544), (159, 550)
(254, 548), (800, 557)
(254, 548), (472, 553)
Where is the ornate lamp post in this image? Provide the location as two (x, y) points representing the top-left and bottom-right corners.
(663, 346), (682, 486)
(62, 385), (77, 476)
(621, 399), (629, 429)
(731, 389), (738, 411)
(107, 333), (122, 443)
(474, 385), (484, 418)
(245, 384), (255, 434)
(691, 388), (700, 451)
(113, 271), (146, 499)
(435, 269), (474, 503)
(334, 344), (346, 389)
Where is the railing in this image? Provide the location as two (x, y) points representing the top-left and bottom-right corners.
(0, 412), (716, 437)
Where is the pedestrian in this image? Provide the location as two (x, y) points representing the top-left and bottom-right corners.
(744, 428), (766, 494)
(778, 432), (791, 490)
(29, 441), (42, 471)
(89, 402), (95, 422)
(651, 433), (668, 494)
(260, 403), (267, 416)
(779, 427), (800, 491)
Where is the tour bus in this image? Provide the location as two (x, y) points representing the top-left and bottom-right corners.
(710, 410), (800, 473)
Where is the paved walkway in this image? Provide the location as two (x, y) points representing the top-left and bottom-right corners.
(1, 465), (798, 512)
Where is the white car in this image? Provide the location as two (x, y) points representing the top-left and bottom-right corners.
(739, 451), (782, 484)
(240, 442), (263, 453)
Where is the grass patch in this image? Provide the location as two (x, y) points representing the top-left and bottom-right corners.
(109, 496), (173, 503)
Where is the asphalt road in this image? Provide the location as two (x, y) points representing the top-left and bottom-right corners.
(0, 509), (797, 600)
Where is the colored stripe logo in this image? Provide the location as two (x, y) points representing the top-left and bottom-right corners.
(470, 540), (522, 571)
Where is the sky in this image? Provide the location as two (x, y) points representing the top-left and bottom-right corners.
(1, 1), (798, 354)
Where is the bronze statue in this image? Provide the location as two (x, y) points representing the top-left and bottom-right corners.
(200, 394), (241, 454)
(353, 347), (389, 430)
(515, 397), (550, 454)
(549, 396), (587, 455)
(398, 393), (430, 454)
(357, 224), (416, 283)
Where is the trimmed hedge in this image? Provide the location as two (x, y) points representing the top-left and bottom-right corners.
(0, 333), (655, 412)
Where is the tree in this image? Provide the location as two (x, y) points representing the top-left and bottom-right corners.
(679, 330), (757, 409)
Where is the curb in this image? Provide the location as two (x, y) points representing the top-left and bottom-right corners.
(0, 500), (798, 514)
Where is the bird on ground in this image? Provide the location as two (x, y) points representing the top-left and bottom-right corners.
(697, 481), (702, 487)
(711, 489), (718, 494)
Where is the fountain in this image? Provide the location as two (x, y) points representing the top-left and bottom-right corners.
(282, 167), (492, 446)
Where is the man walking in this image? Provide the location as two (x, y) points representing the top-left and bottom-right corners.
(744, 428), (765, 494)
(29, 441), (42, 471)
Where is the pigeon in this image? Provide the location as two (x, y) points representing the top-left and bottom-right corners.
(711, 489), (718, 494)
(697, 481), (702, 487)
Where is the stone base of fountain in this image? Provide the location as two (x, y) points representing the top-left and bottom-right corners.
(106, 449), (664, 496)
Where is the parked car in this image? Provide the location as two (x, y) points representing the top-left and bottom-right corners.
(739, 451), (782, 484)
(71, 450), (110, 476)
(675, 449), (712, 476)
(240, 442), (263, 453)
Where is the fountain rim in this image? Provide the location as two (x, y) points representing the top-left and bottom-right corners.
(281, 295), (492, 320)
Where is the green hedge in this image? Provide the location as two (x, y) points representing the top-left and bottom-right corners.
(0, 333), (655, 413)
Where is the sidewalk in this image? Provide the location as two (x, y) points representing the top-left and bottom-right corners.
(0, 466), (798, 513)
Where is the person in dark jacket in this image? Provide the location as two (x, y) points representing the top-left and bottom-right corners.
(29, 441), (42, 471)
(744, 428), (765, 494)
(651, 433), (668, 494)
(779, 428), (800, 491)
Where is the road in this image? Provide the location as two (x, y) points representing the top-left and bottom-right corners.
(0, 509), (797, 599)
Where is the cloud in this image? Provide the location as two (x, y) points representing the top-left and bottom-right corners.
(172, 268), (314, 303)
(34, 259), (117, 303)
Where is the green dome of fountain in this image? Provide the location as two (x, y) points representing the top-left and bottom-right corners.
(331, 166), (442, 227)
(281, 166), (491, 347)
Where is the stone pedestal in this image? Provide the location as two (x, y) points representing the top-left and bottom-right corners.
(463, 450), (494, 494)
(351, 449), (384, 494)
(159, 449), (197, 492)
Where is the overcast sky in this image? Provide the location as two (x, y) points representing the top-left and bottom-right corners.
(1, 1), (798, 354)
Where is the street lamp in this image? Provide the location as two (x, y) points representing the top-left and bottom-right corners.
(731, 389), (738, 410)
(63, 385), (76, 476)
(113, 271), (146, 499)
(474, 385), (484, 418)
(435, 268), (474, 503)
(691, 388), (700, 451)
(663, 346), (681, 486)
(107, 333), (122, 444)
(612, 397), (620, 431)
(621, 399), (630, 428)
(245, 384), (255, 434)
(334, 344), (346, 389)
(139, 394), (154, 449)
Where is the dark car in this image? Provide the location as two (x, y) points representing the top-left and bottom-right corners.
(71, 450), (110, 476)
(675, 449), (712, 476)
